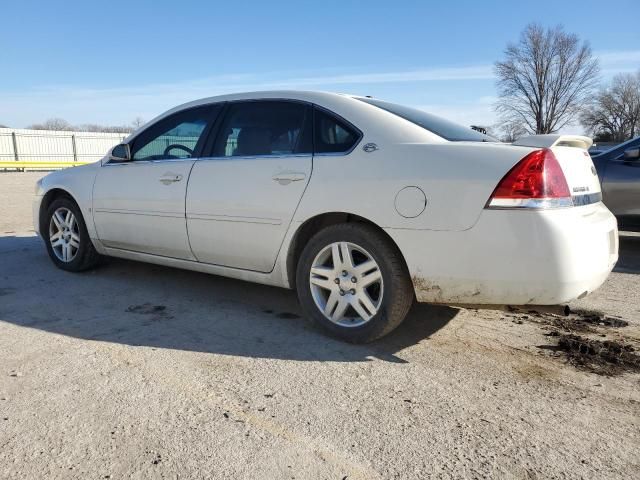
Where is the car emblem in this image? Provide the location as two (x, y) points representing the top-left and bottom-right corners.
(591, 166), (596, 175)
(362, 143), (378, 153)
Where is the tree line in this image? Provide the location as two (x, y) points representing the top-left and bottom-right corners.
(0, 117), (146, 133)
(581, 72), (640, 142)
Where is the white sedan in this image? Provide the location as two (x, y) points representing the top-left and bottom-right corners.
(33, 91), (618, 342)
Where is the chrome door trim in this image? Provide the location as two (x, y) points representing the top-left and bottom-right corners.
(93, 208), (185, 218)
(187, 212), (282, 225)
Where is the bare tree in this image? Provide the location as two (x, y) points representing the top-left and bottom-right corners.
(581, 71), (640, 142)
(27, 118), (74, 131)
(131, 116), (146, 129)
(495, 23), (600, 134)
(497, 120), (528, 142)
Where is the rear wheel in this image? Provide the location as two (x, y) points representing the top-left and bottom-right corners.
(44, 197), (101, 272)
(296, 223), (414, 343)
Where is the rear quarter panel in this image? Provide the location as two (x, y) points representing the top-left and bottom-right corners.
(295, 142), (534, 232)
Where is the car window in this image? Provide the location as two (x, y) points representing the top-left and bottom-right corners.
(314, 109), (360, 154)
(357, 97), (496, 142)
(213, 101), (310, 157)
(595, 137), (640, 159)
(131, 107), (215, 161)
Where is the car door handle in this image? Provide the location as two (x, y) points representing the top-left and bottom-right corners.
(272, 172), (306, 185)
(159, 173), (183, 185)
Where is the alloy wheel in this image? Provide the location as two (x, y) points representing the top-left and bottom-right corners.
(309, 241), (384, 327)
(49, 207), (80, 262)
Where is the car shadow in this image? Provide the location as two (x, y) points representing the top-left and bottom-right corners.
(614, 232), (640, 275)
(0, 235), (457, 363)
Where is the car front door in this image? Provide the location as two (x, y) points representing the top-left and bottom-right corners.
(93, 105), (220, 259)
(186, 100), (312, 272)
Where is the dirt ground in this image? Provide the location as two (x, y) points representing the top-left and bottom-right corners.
(1, 172), (639, 479)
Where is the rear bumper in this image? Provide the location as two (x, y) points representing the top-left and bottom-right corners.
(386, 202), (618, 305)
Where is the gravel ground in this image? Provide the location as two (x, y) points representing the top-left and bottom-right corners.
(1, 172), (639, 479)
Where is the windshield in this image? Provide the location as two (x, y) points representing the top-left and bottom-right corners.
(357, 97), (497, 142)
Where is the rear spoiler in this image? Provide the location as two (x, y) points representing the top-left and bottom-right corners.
(513, 134), (593, 150)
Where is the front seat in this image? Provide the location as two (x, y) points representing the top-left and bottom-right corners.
(234, 127), (271, 156)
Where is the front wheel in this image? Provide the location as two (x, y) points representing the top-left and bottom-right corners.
(296, 223), (414, 343)
(44, 197), (101, 272)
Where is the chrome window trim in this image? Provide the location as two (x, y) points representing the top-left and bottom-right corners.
(104, 158), (197, 166)
(313, 151), (357, 158)
(107, 152), (357, 163)
(197, 153), (313, 162)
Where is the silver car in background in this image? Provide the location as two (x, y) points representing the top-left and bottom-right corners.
(592, 136), (640, 230)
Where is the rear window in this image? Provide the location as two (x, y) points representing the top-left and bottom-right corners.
(357, 97), (496, 142)
(314, 108), (360, 154)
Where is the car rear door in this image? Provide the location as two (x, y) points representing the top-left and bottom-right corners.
(93, 105), (220, 259)
(186, 100), (312, 272)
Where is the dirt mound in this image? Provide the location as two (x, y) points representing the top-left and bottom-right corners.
(554, 334), (640, 376)
(527, 308), (629, 333)
(506, 308), (638, 375)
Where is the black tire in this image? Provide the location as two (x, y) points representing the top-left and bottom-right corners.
(296, 223), (414, 343)
(43, 196), (102, 272)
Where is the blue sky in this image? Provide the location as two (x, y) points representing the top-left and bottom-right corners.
(1, 0), (639, 131)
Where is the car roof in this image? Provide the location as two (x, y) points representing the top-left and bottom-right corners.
(136, 91), (359, 134)
(170, 90), (355, 111)
(125, 90), (445, 145)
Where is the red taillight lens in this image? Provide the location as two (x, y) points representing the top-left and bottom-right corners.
(487, 149), (572, 208)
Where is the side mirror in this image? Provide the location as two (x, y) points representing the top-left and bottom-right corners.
(110, 143), (131, 162)
(623, 147), (640, 161)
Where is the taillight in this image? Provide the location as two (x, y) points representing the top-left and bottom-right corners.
(486, 148), (573, 209)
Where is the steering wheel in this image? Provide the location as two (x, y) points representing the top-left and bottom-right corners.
(163, 144), (193, 157)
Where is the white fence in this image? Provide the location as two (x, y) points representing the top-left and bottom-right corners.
(0, 128), (127, 169)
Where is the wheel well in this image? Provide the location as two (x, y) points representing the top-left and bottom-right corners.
(286, 212), (408, 287)
(39, 188), (75, 233)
